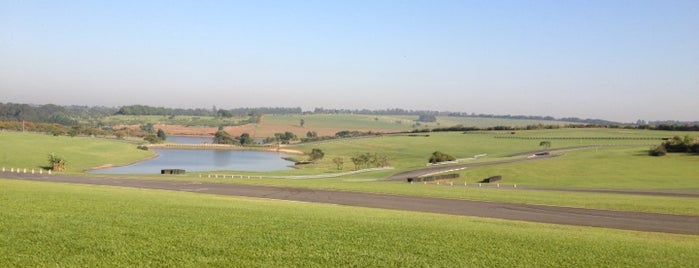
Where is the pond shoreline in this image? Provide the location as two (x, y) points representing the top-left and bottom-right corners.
(147, 143), (304, 155)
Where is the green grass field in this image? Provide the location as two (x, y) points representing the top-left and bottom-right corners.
(2, 129), (698, 215)
(2, 179), (697, 267)
(0, 132), (153, 173)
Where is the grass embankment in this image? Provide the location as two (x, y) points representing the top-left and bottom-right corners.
(2, 179), (697, 267)
(0, 132), (153, 173)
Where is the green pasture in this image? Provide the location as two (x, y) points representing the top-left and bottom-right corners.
(455, 146), (699, 189)
(290, 129), (682, 172)
(2, 179), (697, 267)
(437, 116), (574, 128)
(0, 132), (153, 173)
(264, 113), (416, 132)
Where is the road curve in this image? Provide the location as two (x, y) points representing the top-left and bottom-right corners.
(2, 172), (697, 235)
(385, 155), (556, 181)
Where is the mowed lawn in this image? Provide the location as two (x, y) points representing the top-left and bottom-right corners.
(0, 132), (153, 173)
(1, 179), (697, 267)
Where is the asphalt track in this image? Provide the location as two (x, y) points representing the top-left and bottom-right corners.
(3, 172), (698, 235)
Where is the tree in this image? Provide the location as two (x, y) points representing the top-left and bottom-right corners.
(332, 157), (344, 170)
(217, 109), (233, 118)
(350, 156), (362, 170)
(377, 154), (390, 167)
(309, 148), (325, 162)
(306, 131), (317, 139)
(48, 153), (66, 171)
(213, 127), (236, 144)
(539, 141), (551, 148)
(144, 135), (162, 144)
(140, 123), (154, 134)
(239, 133), (252, 145)
(275, 131), (297, 144)
(157, 128), (167, 141)
(428, 151), (455, 164)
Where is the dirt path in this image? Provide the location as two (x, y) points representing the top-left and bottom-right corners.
(3, 172), (697, 235)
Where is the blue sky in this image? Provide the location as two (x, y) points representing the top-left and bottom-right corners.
(1, 0), (698, 122)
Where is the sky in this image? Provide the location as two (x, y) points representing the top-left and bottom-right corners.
(1, 0), (698, 122)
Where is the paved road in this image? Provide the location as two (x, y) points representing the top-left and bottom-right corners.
(385, 154), (556, 181)
(3, 172), (697, 235)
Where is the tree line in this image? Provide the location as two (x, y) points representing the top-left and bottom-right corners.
(0, 103), (115, 125)
(3, 102), (698, 131)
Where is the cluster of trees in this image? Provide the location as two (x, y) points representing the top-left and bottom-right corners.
(644, 124), (699, 131)
(138, 123), (167, 143)
(0, 120), (111, 137)
(650, 135), (699, 156)
(274, 132), (297, 144)
(350, 153), (390, 170)
(212, 128), (281, 145)
(335, 130), (379, 138)
(428, 151), (456, 164)
(0, 103), (115, 126)
(213, 128), (235, 144)
(116, 105), (211, 116)
(7, 102), (699, 131)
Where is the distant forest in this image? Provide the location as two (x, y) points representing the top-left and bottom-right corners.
(1, 103), (698, 131)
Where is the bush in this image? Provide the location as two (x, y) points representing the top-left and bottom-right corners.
(429, 151), (456, 163)
(649, 145), (667, 156)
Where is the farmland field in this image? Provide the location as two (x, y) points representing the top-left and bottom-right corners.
(98, 114), (580, 138)
(2, 179), (697, 267)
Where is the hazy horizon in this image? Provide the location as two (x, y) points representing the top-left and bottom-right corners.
(2, 1), (698, 122)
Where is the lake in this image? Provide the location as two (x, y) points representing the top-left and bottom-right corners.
(91, 136), (294, 174)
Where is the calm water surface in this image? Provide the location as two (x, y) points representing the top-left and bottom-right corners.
(92, 148), (293, 174)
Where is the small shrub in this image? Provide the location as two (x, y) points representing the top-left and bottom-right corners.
(48, 153), (67, 171)
(429, 151), (456, 163)
(649, 145), (667, 156)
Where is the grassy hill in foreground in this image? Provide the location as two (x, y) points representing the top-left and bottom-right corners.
(2, 179), (697, 267)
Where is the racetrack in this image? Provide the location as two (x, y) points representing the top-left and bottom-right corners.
(3, 172), (697, 235)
